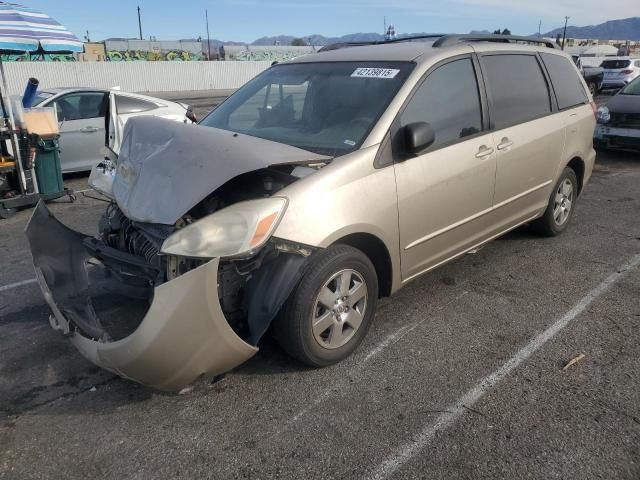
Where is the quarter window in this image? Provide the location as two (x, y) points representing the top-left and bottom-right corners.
(541, 53), (587, 109)
(482, 54), (551, 129)
(115, 95), (159, 115)
(400, 58), (483, 150)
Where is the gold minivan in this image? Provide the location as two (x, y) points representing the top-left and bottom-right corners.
(27, 35), (597, 391)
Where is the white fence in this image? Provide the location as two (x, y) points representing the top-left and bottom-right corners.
(2, 61), (272, 95)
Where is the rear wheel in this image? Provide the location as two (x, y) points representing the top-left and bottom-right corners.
(273, 245), (378, 367)
(588, 81), (597, 97)
(531, 167), (578, 236)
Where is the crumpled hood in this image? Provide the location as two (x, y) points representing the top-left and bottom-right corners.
(113, 116), (327, 225)
(607, 93), (640, 114)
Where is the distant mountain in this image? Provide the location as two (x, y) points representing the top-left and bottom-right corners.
(118, 17), (638, 48)
(250, 32), (456, 46)
(251, 33), (384, 46)
(542, 17), (640, 41)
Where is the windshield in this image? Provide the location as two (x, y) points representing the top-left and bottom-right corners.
(200, 61), (414, 156)
(621, 76), (640, 95)
(601, 59), (631, 69)
(32, 92), (55, 106)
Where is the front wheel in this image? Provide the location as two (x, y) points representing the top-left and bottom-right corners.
(531, 167), (578, 236)
(588, 81), (598, 97)
(273, 245), (378, 367)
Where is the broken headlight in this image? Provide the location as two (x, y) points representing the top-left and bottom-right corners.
(160, 197), (287, 259)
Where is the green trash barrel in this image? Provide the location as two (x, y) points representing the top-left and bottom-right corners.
(34, 136), (64, 195)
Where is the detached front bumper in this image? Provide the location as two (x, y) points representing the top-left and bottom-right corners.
(25, 202), (257, 392)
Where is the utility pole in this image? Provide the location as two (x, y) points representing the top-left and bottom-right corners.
(205, 9), (212, 60)
(561, 16), (569, 50)
(137, 5), (143, 40)
(383, 16), (386, 37)
(538, 20), (542, 36)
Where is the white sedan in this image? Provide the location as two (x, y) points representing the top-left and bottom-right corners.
(33, 88), (196, 173)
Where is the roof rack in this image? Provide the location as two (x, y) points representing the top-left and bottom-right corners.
(317, 33), (558, 53)
(318, 34), (445, 52)
(432, 34), (558, 49)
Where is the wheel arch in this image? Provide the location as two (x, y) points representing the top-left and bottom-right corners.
(566, 156), (585, 195)
(332, 232), (393, 298)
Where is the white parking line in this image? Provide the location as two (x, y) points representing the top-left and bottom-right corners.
(0, 278), (37, 293)
(271, 291), (469, 437)
(367, 252), (640, 480)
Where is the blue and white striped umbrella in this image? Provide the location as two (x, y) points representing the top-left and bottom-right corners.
(0, 1), (82, 53)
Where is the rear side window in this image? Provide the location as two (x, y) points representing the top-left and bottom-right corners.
(482, 54), (551, 129)
(601, 59), (630, 69)
(400, 57), (483, 150)
(541, 53), (587, 109)
(115, 95), (159, 115)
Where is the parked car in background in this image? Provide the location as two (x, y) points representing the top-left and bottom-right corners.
(27, 35), (596, 392)
(572, 55), (604, 95)
(595, 75), (640, 151)
(600, 57), (640, 90)
(33, 88), (196, 173)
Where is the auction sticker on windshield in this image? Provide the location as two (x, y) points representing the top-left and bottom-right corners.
(351, 67), (400, 79)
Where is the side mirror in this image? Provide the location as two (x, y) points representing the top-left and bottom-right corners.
(403, 122), (435, 155)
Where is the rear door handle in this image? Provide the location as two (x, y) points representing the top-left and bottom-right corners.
(475, 145), (494, 159)
(80, 126), (99, 133)
(497, 138), (514, 150)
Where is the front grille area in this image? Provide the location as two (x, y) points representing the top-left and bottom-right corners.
(610, 112), (640, 129)
(609, 135), (640, 148)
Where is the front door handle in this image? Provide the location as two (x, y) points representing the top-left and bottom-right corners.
(80, 126), (99, 133)
(497, 137), (514, 150)
(475, 145), (494, 159)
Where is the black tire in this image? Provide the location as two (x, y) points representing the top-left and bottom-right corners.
(273, 244), (378, 367)
(0, 207), (17, 219)
(588, 81), (597, 97)
(531, 167), (578, 237)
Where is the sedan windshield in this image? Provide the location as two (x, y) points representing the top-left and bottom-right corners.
(621, 76), (640, 95)
(32, 92), (55, 106)
(200, 61), (414, 156)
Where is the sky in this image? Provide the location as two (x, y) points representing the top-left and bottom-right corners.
(25, 0), (640, 43)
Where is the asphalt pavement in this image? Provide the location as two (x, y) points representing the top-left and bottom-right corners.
(1, 94), (639, 479)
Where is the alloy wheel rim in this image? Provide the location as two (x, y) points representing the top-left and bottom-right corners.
(553, 178), (574, 226)
(311, 269), (368, 350)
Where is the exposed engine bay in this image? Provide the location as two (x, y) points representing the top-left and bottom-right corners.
(25, 116), (334, 391)
(91, 165), (318, 344)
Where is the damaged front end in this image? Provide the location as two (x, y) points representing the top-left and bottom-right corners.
(26, 117), (325, 392)
(26, 202), (311, 391)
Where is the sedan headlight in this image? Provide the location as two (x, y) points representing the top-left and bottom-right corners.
(597, 106), (610, 124)
(161, 197), (287, 259)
